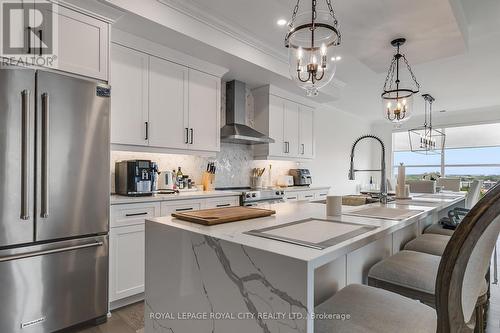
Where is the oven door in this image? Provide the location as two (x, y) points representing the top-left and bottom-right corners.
(244, 199), (285, 207)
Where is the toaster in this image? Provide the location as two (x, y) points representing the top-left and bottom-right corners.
(277, 175), (294, 187)
(289, 169), (312, 186)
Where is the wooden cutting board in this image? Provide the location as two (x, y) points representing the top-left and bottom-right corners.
(171, 206), (276, 226)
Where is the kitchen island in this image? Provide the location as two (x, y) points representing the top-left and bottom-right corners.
(144, 194), (465, 333)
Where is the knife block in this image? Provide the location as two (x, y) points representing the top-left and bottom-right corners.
(202, 172), (215, 191)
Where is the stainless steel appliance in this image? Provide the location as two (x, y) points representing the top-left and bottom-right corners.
(221, 80), (275, 144)
(0, 66), (110, 332)
(289, 169), (313, 186)
(115, 160), (154, 196)
(217, 187), (285, 206)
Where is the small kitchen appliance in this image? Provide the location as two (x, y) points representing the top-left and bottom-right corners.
(289, 169), (312, 186)
(115, 160), (154, 196)
(277, 175), (294, 187)
(160, 170), (176, 190)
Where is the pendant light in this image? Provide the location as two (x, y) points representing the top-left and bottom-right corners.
(381, 38), (420, 126)
(408, 94), (445, 154)
(285, 0), (341, 97)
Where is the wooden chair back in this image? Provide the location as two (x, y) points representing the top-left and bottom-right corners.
(436, 182), (500, 332)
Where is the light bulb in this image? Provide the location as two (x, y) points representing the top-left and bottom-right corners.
(320, 43), (327, 56)
(402, 99), (407, 105)
(297, 47), (303, 60)
(312, 56), (317, 64)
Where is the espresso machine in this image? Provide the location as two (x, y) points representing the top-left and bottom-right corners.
(115, 160), (155, 196)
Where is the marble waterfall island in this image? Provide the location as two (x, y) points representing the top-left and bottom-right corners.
(144, 196), (465, 333)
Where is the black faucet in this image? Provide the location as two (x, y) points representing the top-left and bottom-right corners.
(348, 135), (390, 204)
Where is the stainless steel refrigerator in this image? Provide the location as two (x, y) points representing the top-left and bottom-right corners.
(0, 66), (110, 332)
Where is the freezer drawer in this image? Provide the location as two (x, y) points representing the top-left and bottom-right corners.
(0, 236), (108, 333)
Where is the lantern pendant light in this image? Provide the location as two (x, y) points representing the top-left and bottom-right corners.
(285, 0), (341, 97)
(408, 94), (446, 155)
(381, 38), (420, 126)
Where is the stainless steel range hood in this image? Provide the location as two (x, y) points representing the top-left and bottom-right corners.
(221, 80), (275, 144)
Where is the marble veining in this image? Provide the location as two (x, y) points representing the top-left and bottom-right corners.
(145, 223), (310, 333)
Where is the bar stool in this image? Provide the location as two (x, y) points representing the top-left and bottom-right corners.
(315, 182), (500, 333)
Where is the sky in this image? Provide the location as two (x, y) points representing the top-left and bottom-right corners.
(394, 146), (500, 176)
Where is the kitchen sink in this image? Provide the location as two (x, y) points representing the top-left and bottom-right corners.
(313, 195), (379, 206)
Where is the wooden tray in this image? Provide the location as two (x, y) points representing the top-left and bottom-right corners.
(171, 206), (276, 226)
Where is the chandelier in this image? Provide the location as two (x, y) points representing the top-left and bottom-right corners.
(381, 38), (420, 126)
(408, 94), (445, 154)
(285, 0), (341, 97)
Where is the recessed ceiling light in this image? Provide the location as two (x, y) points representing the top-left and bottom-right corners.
(277, 19), (287, 26)
(331, 56), (342, 61)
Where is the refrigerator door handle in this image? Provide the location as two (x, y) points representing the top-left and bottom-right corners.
(0, 241), (104, 263)
(21, 90), (30, 220)
(41, 93), (49, 218)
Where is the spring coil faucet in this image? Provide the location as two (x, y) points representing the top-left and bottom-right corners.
(348, 135), (390, 204)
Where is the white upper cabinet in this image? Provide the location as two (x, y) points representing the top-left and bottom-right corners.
(149, 56), (188, 149)
(110, 43), (149, 146)
(268, 95), (285, 157)
(1, 1), (109, 80)
(253, 86), (315, 160)
(299, 105), (314, 158)
(110, 43), (222, 154)
(25, 1), (109, 80)
(284, 100), (300, 157)
(54, 5), (109, 80)
(188, 69), (220, 152)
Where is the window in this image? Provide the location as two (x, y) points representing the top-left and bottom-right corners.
(392, 123), (500, 189)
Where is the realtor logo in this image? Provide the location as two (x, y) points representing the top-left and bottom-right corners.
(1, 0), (57, 66)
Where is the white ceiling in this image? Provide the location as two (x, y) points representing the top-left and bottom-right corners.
(108, 0), (500, 121)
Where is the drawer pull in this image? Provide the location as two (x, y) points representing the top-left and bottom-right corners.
(287, 196), (297, 200)
(305, 195), (313, 198)
(125, 212), (148, 217)
(176, 207), (193, 212)
(216, 203), (231, 207)
(319, 193), (327, 196)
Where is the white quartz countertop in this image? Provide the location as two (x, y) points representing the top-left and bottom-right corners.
(147, 193), (465, 267)
(111, 190), (242, 205)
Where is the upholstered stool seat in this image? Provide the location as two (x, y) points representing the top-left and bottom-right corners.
(368, 250), (487, 308)
(404, 233), (451, 256)
(424, 223), (455, 236)
(314, 284), (436, 333)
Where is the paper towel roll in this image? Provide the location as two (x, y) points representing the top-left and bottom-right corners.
(326, 196), (342, 216)
(397, 163), (406, 198)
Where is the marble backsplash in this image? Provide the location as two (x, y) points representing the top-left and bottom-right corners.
(110, 143), (299, 192)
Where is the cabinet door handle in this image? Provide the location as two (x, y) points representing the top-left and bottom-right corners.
(185, 128), (189, 144)
(41, 93), (49, 218)
(145, 122), (149, 141)
(21, 90), (30, 220)
(301, 144), (305, 155)
(125, 212), (148, 217)
(190, 128), (194, 144)
(216, 203), (231, 207)
(175, 207), (193, 212)
(38, 30), (42, 56)
(305, 195), (313, 198)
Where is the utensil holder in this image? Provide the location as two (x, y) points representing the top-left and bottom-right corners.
(251, 176), (264, 189)
(202, 172), (215, 191)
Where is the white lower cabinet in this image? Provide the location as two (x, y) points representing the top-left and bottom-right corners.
(109, 196), (240, 306)
(205, 197), (240, 209)
(109, 224), (145, 302)
(161, 199), (204, 215)
(109, 202), (161, 305)
(283, 188), (330, 202)
(298, 192), (315, 201)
